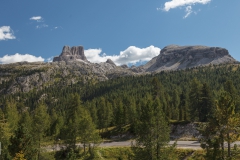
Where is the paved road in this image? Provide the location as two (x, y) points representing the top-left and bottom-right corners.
(100, 141), (202, 149)
(46, 141), (240, 152)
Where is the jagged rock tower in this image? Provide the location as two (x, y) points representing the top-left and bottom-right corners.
(53, 45), (87, 62)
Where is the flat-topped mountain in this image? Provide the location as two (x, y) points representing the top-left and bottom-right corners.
(143, 45), (237, 72)
(53, 46), (88, 62)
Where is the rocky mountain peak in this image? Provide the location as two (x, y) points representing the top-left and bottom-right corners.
(53, 45), (87, 62)
(106, 59), (116, 66)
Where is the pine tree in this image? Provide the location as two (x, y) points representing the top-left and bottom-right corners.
(33, 103), (50, 159)
(0, 108), (12, 159)
(63, 93), (82, 149)
(97, 97), (112, 132)
(8, 112), (37, 159)
(199, 83), (215, 122)
(215, 92), (240, 159)
(224, 80), (239, 112)
(115, 99), (124, 127)
(79, 109), (101, 154)
(4, 99), (19, 134)
(134, 97), (170, 160)
(172, 89), (180, 120)
(200, 91), (240, 159)
(189, 78), (202, 121)
(179, 91), (189, 121)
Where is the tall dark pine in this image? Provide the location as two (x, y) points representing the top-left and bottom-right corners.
(179, 91), (189, 121)
(199, 83), (214, 122)
(172, 89), (180, 120)
(151, 77), (163, 99)
(63, 93), (82, 148)
(189, 78), (202, 121)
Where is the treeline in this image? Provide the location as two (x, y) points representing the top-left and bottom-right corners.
(1, 64), (240, 159)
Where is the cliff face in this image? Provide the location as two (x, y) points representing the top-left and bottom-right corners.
(53, 46), (87, 62)
(143, 45), (237, 72)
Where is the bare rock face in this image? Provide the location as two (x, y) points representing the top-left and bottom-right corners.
(144, 45), (237, 72)
(170, 123), (200, 140)
(106, 59), (116, 66)
(53, 46), (88, 62)
(121, 64), (128, 69)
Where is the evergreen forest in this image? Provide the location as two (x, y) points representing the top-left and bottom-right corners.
(1, 64), (240, 159)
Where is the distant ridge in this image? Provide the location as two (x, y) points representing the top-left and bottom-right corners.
(142, 45), (237, 72)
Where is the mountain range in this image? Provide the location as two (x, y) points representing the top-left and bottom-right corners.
(0, 45), (237, 94)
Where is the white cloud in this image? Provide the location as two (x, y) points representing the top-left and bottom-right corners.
(0, 26), (16, 40)
(0, 53), (44, 64)
(163, 0), (211, 11)
(36, 24), (48, 29)
(85, 46), (160, 66)
(47, 56), (53, 62)
(30, 16), (43, 22)
(184, 6), (193, 18)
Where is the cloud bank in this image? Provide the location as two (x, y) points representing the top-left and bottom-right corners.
(0, 26), (16, 40)
(163, 0), (211, 18)
(0, 53), (44, 64)
(85, 45), (160, 66)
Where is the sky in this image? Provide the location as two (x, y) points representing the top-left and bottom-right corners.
(1, 0), (240, 66)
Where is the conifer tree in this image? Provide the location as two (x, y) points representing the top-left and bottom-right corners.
(0, 108), (11, 159)
(115, 99), (124, 127)
(215, 92), (240, 159)
(4, 99), (19, 134)
(189, 78), (202, 121)
(224, 80), (239, 112)
(63, 93), (82, 148)
(200, 91), (240, 159)
(79, 109), (101, 154)
(8, 112), (37, 159)
(179, 91), (189, 121)
(33, 103), (50, 159)
(97, 97), (112, 132)
(172, 89), (180, 120)
(199, 83), (215, 122)
(134, 97), (170, 160)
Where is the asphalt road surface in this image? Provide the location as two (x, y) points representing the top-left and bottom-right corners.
(100, 141), (202, 149)
(46, 141), (240, 152)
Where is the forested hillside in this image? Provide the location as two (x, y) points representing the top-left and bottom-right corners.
(1, 63), (240, 159)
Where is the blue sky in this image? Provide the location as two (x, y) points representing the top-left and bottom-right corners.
(1, 0), (240, 65)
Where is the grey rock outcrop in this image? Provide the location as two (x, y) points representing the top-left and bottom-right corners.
(121, 64), (128, 69)
(143, 45), (237, 72)
(106, 59), (116, 66)
(170, 123), (200, 140)
(53, 46), (87, 62)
